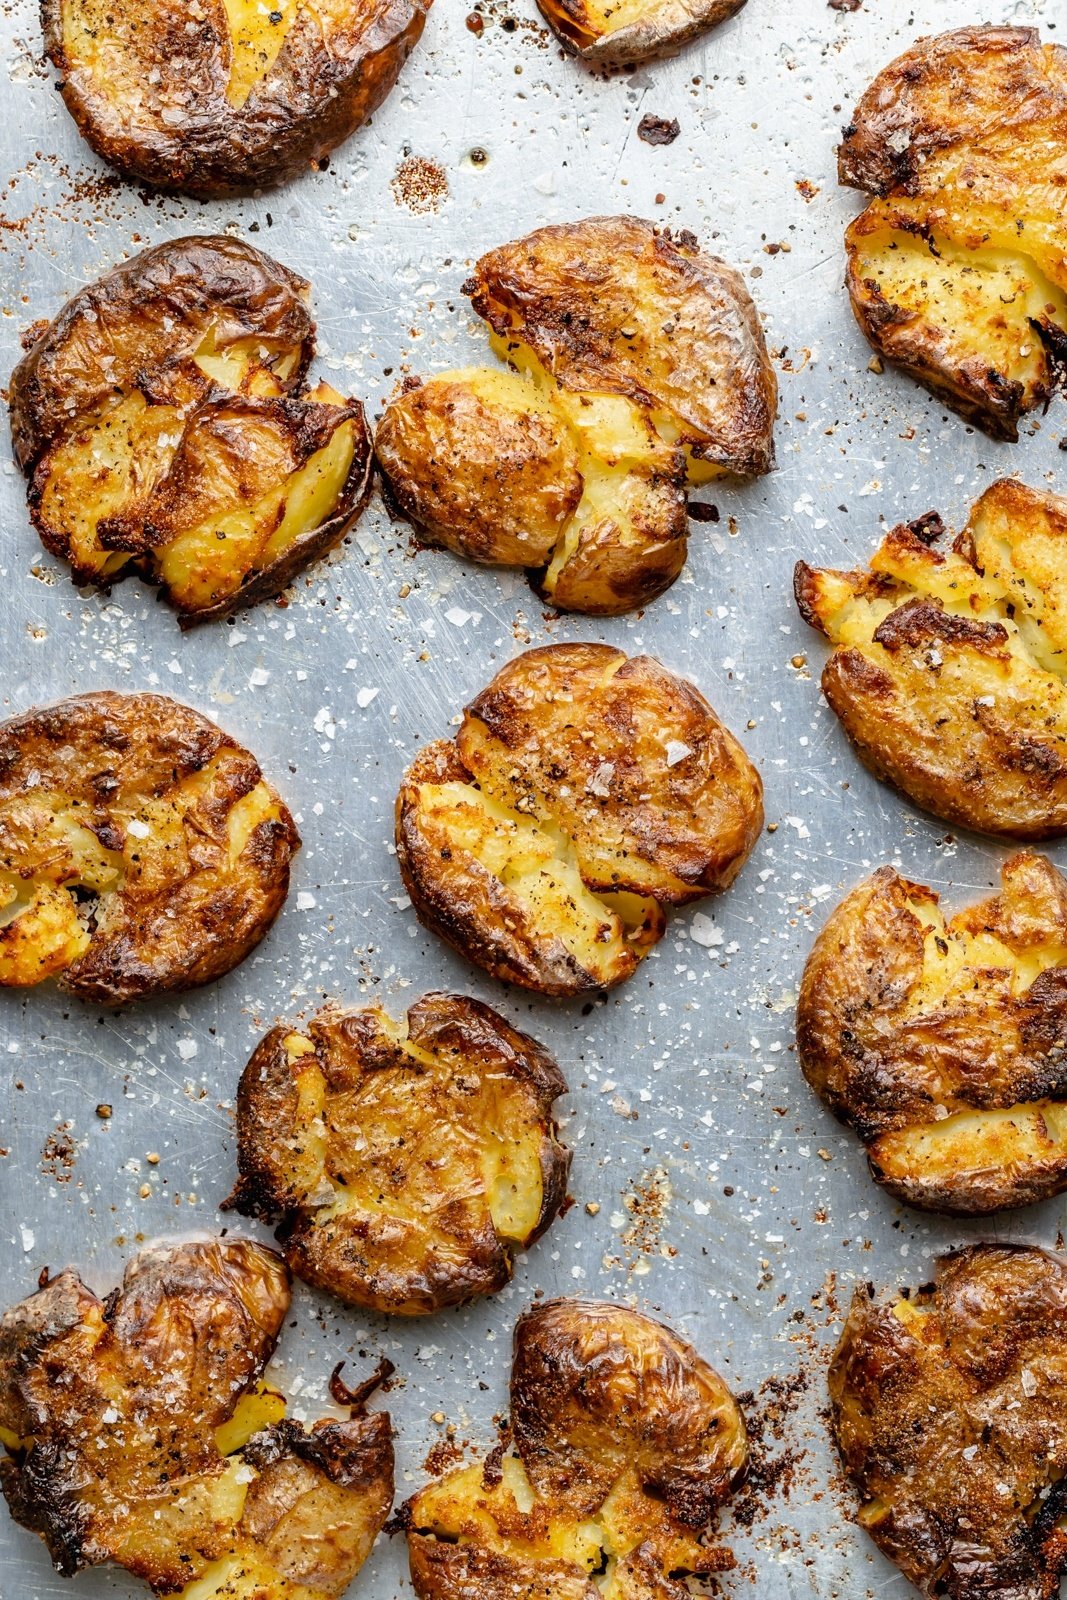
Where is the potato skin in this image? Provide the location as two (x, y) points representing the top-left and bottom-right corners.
(536, 0), (746, 68)
(838, 26), (1067, 440)
(468, 218), (776, 478)
(405, 1299), (748, 1600)
(830, 1245), (1067, 1600)
(798, 853), (1067, 1213)
(227, 992), (571, 1314)
(460, 643), (764, 901)
(795, 481), (1067, 839)
(9, 236), (373, 625)
(0, 1238), (394, 1595)
(0, 691), (298, 1003)
(43, 0), (431, 196)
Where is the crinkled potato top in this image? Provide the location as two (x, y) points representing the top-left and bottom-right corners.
(798, 851), (1067, 1213)
(830, 1244), (1067, 1600)
(10, 235), (371, 623)
(796, 479), (1067, 838)
(227, 992), (571, 1314)
(468, 217), (777, 478)
(405, 1299), (748, 1599)
(375, 218), (775, 618)
(534, 0), (746, 68)
(396, 644), (762, 995)
(0, 1238), (395, 1598)
(0, 691), (298, 1002)
(44, 0), (431, 194)
(839, 26), (1067, 438)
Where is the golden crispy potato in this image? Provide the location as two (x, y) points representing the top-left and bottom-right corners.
(0, 691), (298, 1004)
(0, 1238), (394, 1597)
(798, 852), (1067, 1213)
(795, 479), (1067, 838)
(839, 26), (1067, 440)
(535, 0), (745, 67)
(405, 1299), (748, 1600)
(396, 643), (763, 996)
(226, 991), (571, 1314)
(375, 218), (776, 616)
(43, 0), (430, 195)
(10, 236), (373, 625)
(830, 1244), (1067, 1600)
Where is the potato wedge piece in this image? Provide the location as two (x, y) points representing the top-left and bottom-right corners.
(830, 1245), (1067, 1599)
(43, 0), (430, 195)
(798, 851), (1067, 1213)
(226, 992), (571, 1313)
(535, 0), (745, 67)
(0, 1239), (394, 1597)
(10, 236), (373, 624)
(405, 1299), (748, 1599)
(795, 480), (1067, 838)
(0, 691), (298, 1003)
(839, 26), (1067, 439)
(395, 645), (762, 996)
(375, 218), (775, 616)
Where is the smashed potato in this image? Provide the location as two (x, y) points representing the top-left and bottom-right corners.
(795, 479), (1067, 838)
(840, 26), (1067, 439)
(376, 218), (776, 615)
(43, 0), (430, 194)
(404, 1298), (749, 1599)
(535, 0), (745, 67)
(830, 1244), (1067, 1599)
(10, 236), (373, 625)
(396, 643), (763, 996)
(0, 1238), (394, 1597)
(798, 852), (1067, 1213)
(227, 992), (571, 1314)
(0, 691), (298, 1003)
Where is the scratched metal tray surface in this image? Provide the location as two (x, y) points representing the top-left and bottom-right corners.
(1, 0), (1065, 1594)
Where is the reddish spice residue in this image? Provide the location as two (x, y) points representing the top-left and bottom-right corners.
(466, 10), (484, 31)
(391, 155), (449, 215)
(41, 1123), (76, 1183)
(796, 178), (820, 201)
(423, 1432), (466, 1476)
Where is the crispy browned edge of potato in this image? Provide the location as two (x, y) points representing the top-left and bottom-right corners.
(394, 738), (657, 998)
(796, 855), (1067, 1214)
(537, 0), (746, 67)
(828, 1243), (1067, 1600)
(0, 690), (300, 1004)
(792, 540), (1067, 843)
(225, 991), (572, 1311)
(467, 217), (777, 480)
(40, 0), (432, 197)
(8, 235), (374, 625)
(836, 26), (1067, 442)
(837, 25), (1055, 198)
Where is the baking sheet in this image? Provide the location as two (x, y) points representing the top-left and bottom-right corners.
(2, 0), (1066, 1593)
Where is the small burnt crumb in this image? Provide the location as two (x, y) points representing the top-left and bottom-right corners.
(41, 1123), (76, 1183)
(637, 114), (680, 147)
(391, 155), (449, 215)
(469, 147), (489, 166)
(828, 0), (862, 10)
(96, 1103), (112, 1119)
(424, 1433), (465, 1476)
(466, 9), (484, 29)
(689, 502), (720, 523)
(796, 178), (820, 202)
